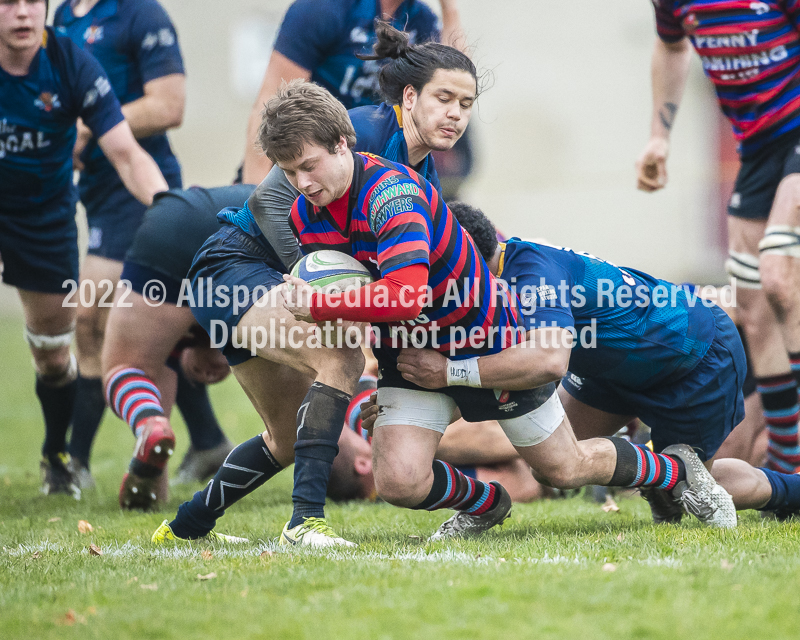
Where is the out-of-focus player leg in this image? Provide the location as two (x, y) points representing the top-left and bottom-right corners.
(69, 255), (123, 483)
(17, 288), (80, 499)
(729, 216), (800, 473)
(102, 289), (193, 509)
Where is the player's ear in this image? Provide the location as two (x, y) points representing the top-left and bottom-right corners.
(354, 454), (372, 477)
(336, 135), (349, 153)
(402, 84), (418, 110)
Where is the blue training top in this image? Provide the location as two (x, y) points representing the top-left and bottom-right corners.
(53, 0), (184, 187)
(0, 27), (124, 215)
(498, 238), (718, 389)
(273, 0), (439, 110)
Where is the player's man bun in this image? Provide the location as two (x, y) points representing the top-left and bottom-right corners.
(358, 23), (480, 106)
(367, 22), (410, 60)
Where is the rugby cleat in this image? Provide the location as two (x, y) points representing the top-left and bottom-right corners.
(67, 457), (96, 491)
(119, 416), (175, 511)
(151, 519), (249, 545)
(639, 487), (683, 524)
(429, 482), (512, 541)
(663, 444), (737, 528)
(40, 452), (81, 500)
(279, 517), (357, 548)
(171, 439), (234, 486)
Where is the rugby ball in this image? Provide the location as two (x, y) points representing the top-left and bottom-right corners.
(290, 250), (373, 293)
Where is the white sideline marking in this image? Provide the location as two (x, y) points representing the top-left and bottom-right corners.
(5, 540), (683, 567)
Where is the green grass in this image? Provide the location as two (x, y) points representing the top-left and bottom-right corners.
(2, 314), (800, 640)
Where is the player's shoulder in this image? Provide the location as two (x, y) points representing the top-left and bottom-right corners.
(283, 0), (353, 26)
(52, 0), (71, 24)
(350, 103), (399, 152)
(121, 0), (172, 18)
(44, 28), (92, 72)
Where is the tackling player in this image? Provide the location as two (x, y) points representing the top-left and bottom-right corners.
(396, 202), (800, 524)
(637, 1), (800, 476)
(53, 0), (186, 484)
(246, 22), (471, 270)
(0, 0), (167, 497)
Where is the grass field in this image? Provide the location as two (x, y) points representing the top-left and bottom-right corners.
(2, 314), (800, 640)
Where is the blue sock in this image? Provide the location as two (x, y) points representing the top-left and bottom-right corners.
(760, 467), (800, 514)
(169, 435), (282, 538)
(288, 382), (350, 529)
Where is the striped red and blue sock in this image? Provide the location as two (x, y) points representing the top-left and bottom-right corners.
(413, 460), (499, 515)
(605, 438), (685, 491)
(757, 373), (800, 474)
(105, 368), (164, 436)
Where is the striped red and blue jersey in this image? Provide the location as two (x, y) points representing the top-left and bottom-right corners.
(289, 152), (524, 358)
(654, 0), (800, 156)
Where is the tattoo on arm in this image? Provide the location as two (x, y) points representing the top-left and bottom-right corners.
(659, 102), (678, 131)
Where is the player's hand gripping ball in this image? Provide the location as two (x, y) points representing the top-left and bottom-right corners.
(282, 251), (373, 347)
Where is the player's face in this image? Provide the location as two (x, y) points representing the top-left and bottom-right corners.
(278, 139), (352, 207)
(0, 0), (46, 53)
(407, 69), (476, 152)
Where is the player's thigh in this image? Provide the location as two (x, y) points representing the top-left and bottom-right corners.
(436, 419), (518, 466)
(77, 254), (124, 315)
(236, 288), (364, 391)
(231, 356), (313, 463)
(102, 291), (194, 377)
(512, 415), (586, 487)
(371, 387), (453, 493)
(17, 288), (76, 334)
(558, 384), (633, 440)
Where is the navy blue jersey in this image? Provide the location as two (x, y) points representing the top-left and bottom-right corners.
(273, 0), (439, 110)
(219, 102), (441, 243)
(54, 0), (184, 183)
(0, 28), (124, 214)
(498, 239), (718, 389)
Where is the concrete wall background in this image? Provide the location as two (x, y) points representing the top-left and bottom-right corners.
(0, 0), (724, 314)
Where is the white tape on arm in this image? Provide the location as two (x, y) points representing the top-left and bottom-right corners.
(446, 357), (482, 387)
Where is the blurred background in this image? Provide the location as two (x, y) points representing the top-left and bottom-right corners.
(0, 0), (731, 317)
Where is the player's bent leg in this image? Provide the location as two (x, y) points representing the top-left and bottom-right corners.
(372, 388), (511, 540)
(102, 292), (194, 509)
(557, 384), (634, 441)
(17, 288), (80, 499)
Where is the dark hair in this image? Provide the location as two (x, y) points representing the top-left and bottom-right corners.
(257, 80), (356, 163)
(448, 202), (498, 260)
(358, 22), (479, 105)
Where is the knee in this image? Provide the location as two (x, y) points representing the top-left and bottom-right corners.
(531, 463), (581, 491)
(75, 306), (104, 349)
(33, 348), (76, 383)
(373, 462), (428, 507)
(760, 262), (796, 320)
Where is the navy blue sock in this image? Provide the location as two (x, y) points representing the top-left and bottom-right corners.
(760, 467), (800, 514)
(289, 382), (351, 529)
(175, 368), (225, 451)
(169, 435), (282, 538)
(39, 376), (78, 457)
(68, 375), (105, 467)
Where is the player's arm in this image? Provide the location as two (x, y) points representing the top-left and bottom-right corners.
(120, 73), (185, 138)
(97, 121), (168, 206)
(249, 165), (303, 270)
(242, 52), (311, 184)
(636, 34), (692, 192)
(396, 327), (572, 391)
(438, 0), (465, 50)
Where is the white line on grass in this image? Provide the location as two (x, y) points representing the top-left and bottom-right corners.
(5, 541), (683, 568)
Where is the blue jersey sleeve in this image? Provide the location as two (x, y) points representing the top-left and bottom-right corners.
(67, 41), (125, 139)
(501, 243), (576, 332)
(129, 0), (185, 84)
(273, 0), (343, 72)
